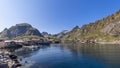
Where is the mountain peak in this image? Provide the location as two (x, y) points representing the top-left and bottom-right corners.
(0, 23), (42, 38)
(16, 23), (32, 27)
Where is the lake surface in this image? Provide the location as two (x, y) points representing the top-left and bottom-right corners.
(14, 44), (120, 68)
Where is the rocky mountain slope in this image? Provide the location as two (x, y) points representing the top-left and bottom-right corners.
(63, 10), (120, 42)
(0, 23), (42, 38)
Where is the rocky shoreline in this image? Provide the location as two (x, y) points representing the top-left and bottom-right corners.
(0, 44), (42, 68)
(0, 50), (22, 68)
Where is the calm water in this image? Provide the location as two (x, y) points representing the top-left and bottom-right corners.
(14, 44), (120, 68)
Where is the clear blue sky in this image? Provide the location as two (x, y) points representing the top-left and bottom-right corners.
(0, 0), (120, 34)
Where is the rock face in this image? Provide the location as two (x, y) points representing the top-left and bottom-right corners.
(62, 10), (120, 42)
(101, 21), (120, 36)
(0, 23), (42, 38)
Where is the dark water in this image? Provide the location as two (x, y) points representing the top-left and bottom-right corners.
(14, 44), (120, 68)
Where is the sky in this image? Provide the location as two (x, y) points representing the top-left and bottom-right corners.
(0, 0), (120, 34)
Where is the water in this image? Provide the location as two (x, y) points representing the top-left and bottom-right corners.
(14, 44), (120, 68)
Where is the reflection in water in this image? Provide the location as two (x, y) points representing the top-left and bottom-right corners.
(13, 45), (50, 58)
(13, 45), (50, 67)
(61, 44), (120, 68)
(1, 44), (120, 68)
(85, 44), (120, 68)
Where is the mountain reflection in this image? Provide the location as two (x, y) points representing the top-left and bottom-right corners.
(1, 44), (120, 68)
(60, 44), (120, 66)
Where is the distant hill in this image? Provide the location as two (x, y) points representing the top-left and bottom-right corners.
(0, 23), (42, 38)
(62, 10), (120, 42)
(41, 32), (51, 37)
(53, 30), (69, 39)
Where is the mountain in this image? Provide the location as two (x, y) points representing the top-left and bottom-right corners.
(53, 30), (69, 39)
(63, 10), (120, 42)
(41, 32), (51, 37)
(0, 23), (42, 38)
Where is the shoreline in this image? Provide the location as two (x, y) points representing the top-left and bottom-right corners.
(62, 41), (120, 45)
(96, 42), (120, 44)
